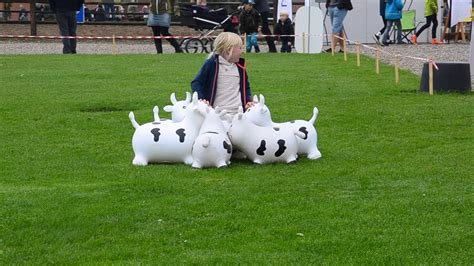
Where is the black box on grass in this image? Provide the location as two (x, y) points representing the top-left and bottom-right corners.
(420, 62), (472, 93)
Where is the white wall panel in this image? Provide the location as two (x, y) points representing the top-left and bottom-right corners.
(307, 0), (444, 44)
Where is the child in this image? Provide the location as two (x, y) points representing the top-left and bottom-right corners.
(411, 0), (439, 44)
(239, 0), (262, 53)
(274, 10), (294, 53)
(191, 32), (253, 115)
(381, 0), (404, 46)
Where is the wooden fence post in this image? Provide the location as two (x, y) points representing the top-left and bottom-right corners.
(343, 35), (347, 61)
(376, 48), (380, 74)
(243, 33), (247, 54)
(429, 59), (434, 95)
(356, 42), (361, 67)
(395, 54), (400, 84)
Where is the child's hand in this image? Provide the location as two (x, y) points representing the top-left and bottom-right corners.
(245, 101), (255, 110)
(200, 99), (210, 106)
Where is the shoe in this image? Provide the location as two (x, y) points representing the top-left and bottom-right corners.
(324, 48), (332, 53)
(372, 33), (380, 45)
(338, 49), (345, 53)
(431, 38), (441, 45)
(411, 35), (417, 44)
(380, 42), (389, 47)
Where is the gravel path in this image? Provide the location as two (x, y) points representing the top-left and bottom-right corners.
(1, 39), (471, 80)
(341, 42), (471, 76)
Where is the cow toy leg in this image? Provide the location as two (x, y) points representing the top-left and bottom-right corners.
(132, 154), (148, 166)
(192, 161), (203, 168)
(307, 150), (322, 160)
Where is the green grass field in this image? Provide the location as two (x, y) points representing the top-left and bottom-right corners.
(0, 53), (472, 264)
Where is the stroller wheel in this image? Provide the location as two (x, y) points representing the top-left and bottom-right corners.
(179, 38), (189, 48)
(185, 38), (204, 53)
(203, 39), (214, 53)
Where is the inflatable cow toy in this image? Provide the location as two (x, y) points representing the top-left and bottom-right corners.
(163, 92), (233, 132)
(128, 92), (207, 166)
(192, 106), (232, 168)
(229, 107), (303, 164)
(163, 92), (191, 122)
(245, 95), (322, 160)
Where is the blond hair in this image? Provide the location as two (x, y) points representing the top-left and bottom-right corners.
(209, 32), (242, 59)
(279, 10), (289, 17)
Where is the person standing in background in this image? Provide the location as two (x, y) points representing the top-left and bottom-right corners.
(252, 0), (277, 53)
(381, 0), (403, 46)
(48, 0), (84, 54)
(147, 0), (183, 53)
(239, 0), (262, 53)
(274, 10), (294, 53)
(373, 0), (387, 45)
(325, 0), (353, 53)
(411, 0), (440, 44)
(103, 0), (115, 20)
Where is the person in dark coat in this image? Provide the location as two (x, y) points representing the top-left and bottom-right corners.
(48, 0), (84, 54)
(373, 0), (387, 44)
(239, 0), (262, 53)
(274, 10), (294, 53)
(252, 0), (277, 52)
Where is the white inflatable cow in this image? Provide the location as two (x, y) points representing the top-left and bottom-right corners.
(245, 95), (322, 160)
(192, 106), (232, 168)
(229, 107), (303, 164)
(163, 93), (234, 132)
(129, 92), (207, 166)
(163, 92), (191, 122)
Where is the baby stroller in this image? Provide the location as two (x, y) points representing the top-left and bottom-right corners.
(179, 4), (238, 53)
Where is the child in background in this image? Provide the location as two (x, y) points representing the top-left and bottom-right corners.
(239, 0), (262, 53)
(274, 10), (294, 53)
(411, 0), (439, 44)
(191, 32), (253, 115)
(381, 0), (404, 46)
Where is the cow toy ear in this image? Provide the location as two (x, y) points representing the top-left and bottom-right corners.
(192, 92), (199, 105)
(253, 95), (259, 103)
(259, 94), (265, 105)
(170, 92), (177, 104)
(185, 91), (191, 103)
(163, 105), (172, 112)
(153, 106), (160, 122)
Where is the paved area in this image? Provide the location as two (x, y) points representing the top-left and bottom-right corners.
(1, 40), (472, 84)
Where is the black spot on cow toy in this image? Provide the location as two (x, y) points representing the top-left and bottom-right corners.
(176, 128), (186, 143)
(274, 139), (287, 157)
(299, 127), (308, 140)
(223, 141), (232, 154)
(150, 128), (161, 142)
(256, 140), (267, 156)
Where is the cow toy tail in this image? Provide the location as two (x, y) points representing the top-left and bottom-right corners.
(293, 129), (306, 139)
(309, 107), (319, 125)
(153, 106), (160, 123)
(129, 112), (140, 129)
(201, 136), (211, 148)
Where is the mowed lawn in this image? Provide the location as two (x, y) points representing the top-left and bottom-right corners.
(0, 53), (472, 264)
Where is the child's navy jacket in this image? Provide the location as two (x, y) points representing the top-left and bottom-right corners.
(191, 54), (252, 109)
